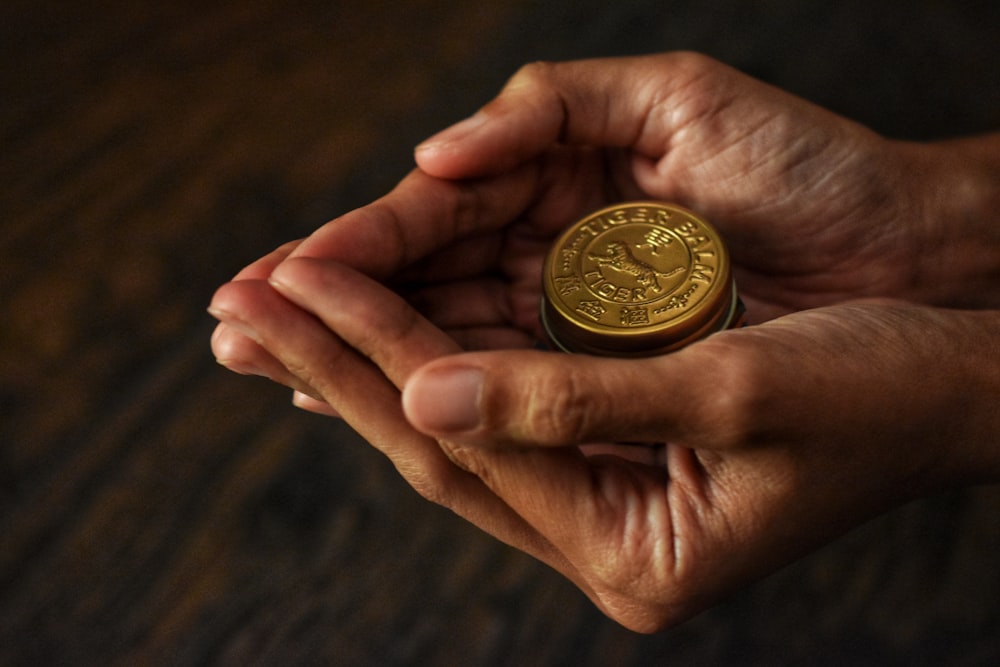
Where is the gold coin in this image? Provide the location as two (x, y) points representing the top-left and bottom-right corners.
(541, 202), (741, 356)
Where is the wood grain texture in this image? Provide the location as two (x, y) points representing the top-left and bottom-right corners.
(2, 1), (999, 664)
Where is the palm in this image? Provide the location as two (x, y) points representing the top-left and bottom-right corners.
(410, 120), (918, 351)
(642, 115), (918, 321)
(409, 53), (929, 331)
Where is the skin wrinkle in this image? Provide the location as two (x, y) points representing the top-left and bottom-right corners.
(367, 293), (426, 371)
(378, 171), (526, 278)
(553, 81), (572, 147)
(499, 237), (547, 335)
(723, 142), (919, 310)
(441, 179), (491, 247)
(503, 61), (570, 154)
(402, 443), (582, 588)
(909, 139), (1000, 307)
(283, 334), (350, 401)
(540, 63), (592, 148)
(662, 479), (682, 596)
(629, 77), (671, 155)
(521, 369), (592, 447)
(664, 86), (740, 163)
(642, 55), (735, 156)
(733, 124), (843, 211)
(763, 124), (847, 201)
(340, 200), (412, 279)
(280, 260), (436, 384)
(381, 194), (445, 274)
(665, 447), (725, 589)
(633, 473), (673, 591)
(582, 462), (677, 629)
(444, 444), (589, 586)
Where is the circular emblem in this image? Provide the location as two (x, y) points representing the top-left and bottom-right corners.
(541, 202), (739, 356)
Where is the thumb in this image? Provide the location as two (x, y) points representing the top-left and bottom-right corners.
(401, 349), (712, 448)
(414, 53), (715, 180)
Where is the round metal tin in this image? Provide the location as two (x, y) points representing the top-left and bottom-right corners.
(541, 202), (741, 357)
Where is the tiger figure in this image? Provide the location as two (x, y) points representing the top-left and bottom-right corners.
(588, 241), (684, 293)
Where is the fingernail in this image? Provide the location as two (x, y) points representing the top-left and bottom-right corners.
(207, 305), (230, 322)
(404, 366), (483, 433)
(416, 112), (486, 153)
(207, 307), (261, 344)
(216, 357), (269, 379)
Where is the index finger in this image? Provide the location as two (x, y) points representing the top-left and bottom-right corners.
(289, 163), (542, 280)
(414, 52), (735, 179)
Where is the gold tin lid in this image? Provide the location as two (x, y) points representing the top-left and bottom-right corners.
(541, 202), (739, 357)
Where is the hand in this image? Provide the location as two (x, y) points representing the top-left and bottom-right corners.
(209, 52), (1000, 629)
(213, 52), (998, 375)
(209, 256), (1000, 631)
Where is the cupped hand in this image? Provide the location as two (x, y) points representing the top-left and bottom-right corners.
(209, 254), (999, 631)
(207, 52), (1000, 629)
(214, 52), (965, 383)
(409, 51), (958, 319)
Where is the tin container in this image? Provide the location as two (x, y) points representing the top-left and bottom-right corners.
(541, 202), (744, 357)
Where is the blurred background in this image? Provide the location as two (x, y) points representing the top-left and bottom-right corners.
(2, 1), (999, 664)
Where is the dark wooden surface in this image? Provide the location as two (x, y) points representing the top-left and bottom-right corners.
(3, 1), (999, 664)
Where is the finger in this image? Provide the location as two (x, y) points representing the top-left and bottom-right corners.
(414, 53), (727, 179)
(211, 240), (307, 395)
(212, 277), (428, 434)
(292, 391), (341, 417)
(232, 239), (303, 281)
(435, 437), (685, 632)
(217, 275), (586, 580)
(269, 257), (463, 388)
(287, 165), (542, 281)
(401, 345), (732, 449)
(209, 318), (323, 401)
(579, 443), (665, 467)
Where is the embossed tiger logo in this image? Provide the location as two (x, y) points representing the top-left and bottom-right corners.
(589, 241), (684, 293)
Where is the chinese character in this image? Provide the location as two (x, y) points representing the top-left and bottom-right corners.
(576, 300), (606, 321)
(620, 306), (650, 327)
(637, 228), (674, 254)
(554, 275), (582, 296)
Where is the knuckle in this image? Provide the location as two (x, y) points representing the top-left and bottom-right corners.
(398, 453), (462, 507)
(578, 508), (719, 632)
(668, 50), (721, 75)
(684, 337), (771, 448)
(585, 547), (689, 632)
(512, 370), (597, 446)
(364, 301), (423, 369)
(445, 179), (487, 239)
(596, 593), (682, 634)
(501, 60), (565, 121)
(283, 341), (352, 400)
(406, 472), (448, 506)
(508, 60), (558, 89)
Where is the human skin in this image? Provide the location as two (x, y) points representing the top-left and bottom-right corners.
(209, 52), (1000, 632)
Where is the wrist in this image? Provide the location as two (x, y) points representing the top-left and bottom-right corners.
(903, 133), (1000, 308)
(970, 310), (1000, 484)
(942, 309), (1000, 487)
